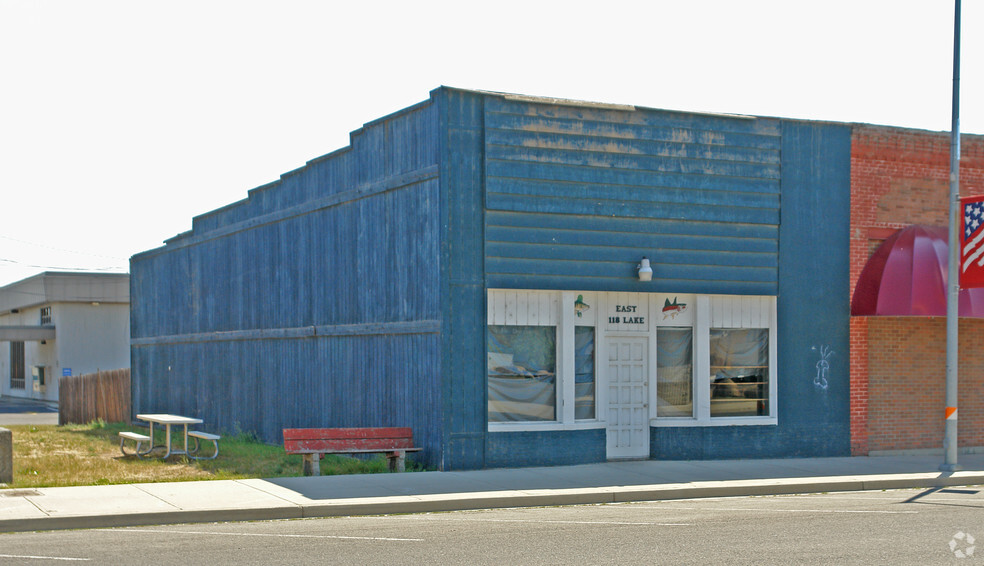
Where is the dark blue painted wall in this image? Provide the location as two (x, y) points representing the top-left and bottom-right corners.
(487, 429), (606, 468)
(131, 97), (447, 467)
(651, 120), (853, 459)
(439, 93), (851, 467)
(475, 97), (803, 467)
(438, 89), (489, 470)
(131, 88), (853, 471)
(483, 97), (781, 295)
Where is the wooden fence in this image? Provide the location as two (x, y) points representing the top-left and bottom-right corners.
(58, 368), (131, 425)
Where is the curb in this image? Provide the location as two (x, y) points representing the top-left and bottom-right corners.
(3, 471), (983, 534)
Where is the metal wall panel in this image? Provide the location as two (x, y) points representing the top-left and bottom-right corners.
(483, 97), (781, 295)
(773, 120), (852, 441)
(438, 89), (488, 470)
(651, 120), (853, 459)
(131, 333), (443, 463)
(131, 88), (855, 470)
(131, 98), (446, 466)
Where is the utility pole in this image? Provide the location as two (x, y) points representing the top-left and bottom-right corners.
(942, 0), (962, 472)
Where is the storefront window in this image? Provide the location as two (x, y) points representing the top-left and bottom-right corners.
(487, 290), (776, 429)
(574, 327), (595, 420)
(488, 325), (557, 422)
(710, 328), (769, 417)
(657, 327), (693, 417)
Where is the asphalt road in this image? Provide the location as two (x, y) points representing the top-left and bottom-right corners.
(0, 396), (58, 426)
(1, 487), (982, 564)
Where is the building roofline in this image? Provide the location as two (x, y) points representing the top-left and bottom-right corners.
(132, 86), (984, 260)
(0, 271), (129, 314)
(1, 271), (128, 288)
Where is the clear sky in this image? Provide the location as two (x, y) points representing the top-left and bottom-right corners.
(1, 0), (980, 287)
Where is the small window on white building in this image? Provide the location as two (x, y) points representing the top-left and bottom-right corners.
(574, 326), (596, 420)
(656, 327), (694, 417)
(709, 328), (769, 418)
(488, 325), (557, 422)
(487, 290), (601, 430)
(652, 294), (776, 427)
(10, 341), (25, 389)
(40, 306), (51, 325)
(487, 290), (777, 431)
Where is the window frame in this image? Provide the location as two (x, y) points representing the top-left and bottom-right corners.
(488, 290), (604, 432)
(487, 323), (560, 423)
(10, 341), (25, 389)
(487, 291), (778, 431)
(652, 295), (778, 427)
(654, 325), (696, 419)
(708, 327), (770, 419)
(573, 325), (597, 421)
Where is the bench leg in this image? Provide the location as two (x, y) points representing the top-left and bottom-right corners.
(302, 453), (321, 476)
(119, 437), (146, 459)
(387, 450), (406, 473)
(206, 438), (219, 460)
(188, 437), (220, 460)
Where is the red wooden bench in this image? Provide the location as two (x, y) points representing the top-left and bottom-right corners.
(282, 427), (421, 475)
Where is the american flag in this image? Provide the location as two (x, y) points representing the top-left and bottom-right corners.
(962, 196), (984, 288)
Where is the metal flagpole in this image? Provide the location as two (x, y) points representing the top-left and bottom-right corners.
(942, 0), (962, 472)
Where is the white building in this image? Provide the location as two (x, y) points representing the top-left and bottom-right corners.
(0, 272), (129, 402)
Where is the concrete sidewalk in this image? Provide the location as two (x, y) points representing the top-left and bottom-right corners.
(2, 453), (984, 533)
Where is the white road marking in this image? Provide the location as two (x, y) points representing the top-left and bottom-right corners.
(103, 528), (422, 542)
(630, 505), (917, 514)
(0, 555), (89, 562)
(396, 516), (691, 526)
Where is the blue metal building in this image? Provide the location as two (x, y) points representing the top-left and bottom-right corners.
(130, 87), (852, 470)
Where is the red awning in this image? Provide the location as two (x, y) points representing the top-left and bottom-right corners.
(851, 225), (984, 317)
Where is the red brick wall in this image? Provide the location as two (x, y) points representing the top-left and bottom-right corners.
(851, 125), (984, 454)
(867, 318), (984, 451)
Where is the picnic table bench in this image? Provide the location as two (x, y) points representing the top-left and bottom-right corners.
(283, 427), (421, 475)
(118, 431), (151, 456)
(119, 414), (220, 460)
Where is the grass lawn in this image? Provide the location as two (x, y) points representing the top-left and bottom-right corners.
(3, 421), (417, 489)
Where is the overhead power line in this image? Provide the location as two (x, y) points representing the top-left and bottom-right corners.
(0, 258), (128, 272)
(0, 234), (128, 261)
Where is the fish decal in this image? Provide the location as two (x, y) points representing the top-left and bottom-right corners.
(574, 295), (590, 317)
(661, 297), (687, 319)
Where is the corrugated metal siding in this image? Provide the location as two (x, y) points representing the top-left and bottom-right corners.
(773, 121), (852, 453)
(130, 88), (855, 470)
(132, 176), (441, 336)
(130, 98), (446, 466)
(483, 97), (781, 295)
(438, 89), (488, 470)
(184, 101), (441, 237)
(650, 120), (853, 460)
(131, 333), (442, 463)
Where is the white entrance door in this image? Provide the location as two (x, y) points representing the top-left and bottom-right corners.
(606, 336), (649, 459)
